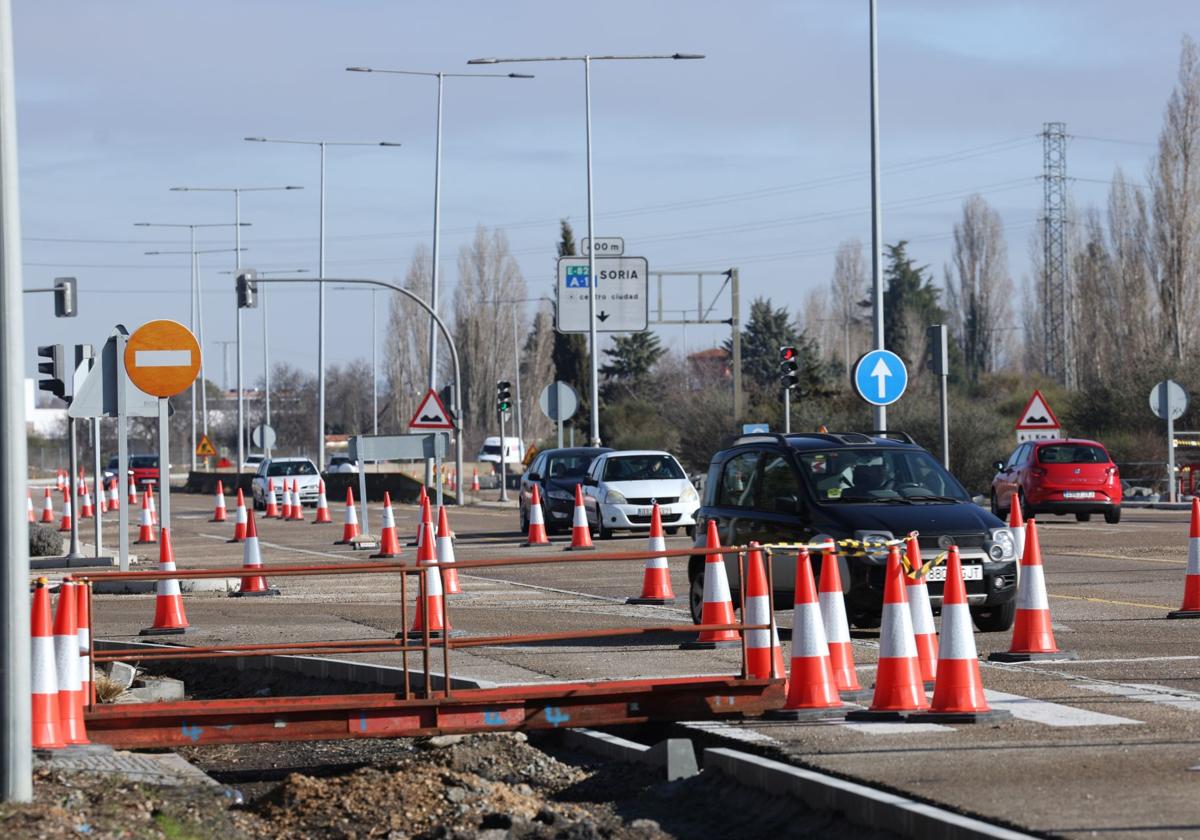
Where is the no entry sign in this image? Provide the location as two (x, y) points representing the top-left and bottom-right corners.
(123, 319), (200, 398)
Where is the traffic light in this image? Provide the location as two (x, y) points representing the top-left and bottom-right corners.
(496, 380), (512, 414)
(779, 346), (799, 390)
(53, 277), (77, 318)
(926, 324), (949, 376)
(236, 269), (258, 309)
(37, 344), (67, 401)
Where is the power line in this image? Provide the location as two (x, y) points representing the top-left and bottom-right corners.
(1069, 133), (1155, 148)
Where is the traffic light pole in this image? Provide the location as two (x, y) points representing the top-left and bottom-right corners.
(782, 389), (791, 435)
(498, 410), (508, 502)
(66, 417), (82, 560)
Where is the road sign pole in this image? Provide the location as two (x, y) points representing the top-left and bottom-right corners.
(66, 416), (82, 560)
(584, 55), (601, 447)
(939, 373), (950, 469)
(1169, 404), (1177, 505)
(869, 0), (886, 433)
(158, 398), (170, 531)
(92, 418), (102, 558)
(116, 330), (130, 572)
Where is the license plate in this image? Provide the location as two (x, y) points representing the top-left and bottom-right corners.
(926, 564), (983, 582)
(1063, 491), (1095, 499)
(635, 507), (653, 517)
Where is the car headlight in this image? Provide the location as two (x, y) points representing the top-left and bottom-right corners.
(681, 485), (699, 504)
(853, 530), (893, 563)
(605, 488), (627, 505)
(987, 528), (1016, 561)
(546, 489), (574, 502)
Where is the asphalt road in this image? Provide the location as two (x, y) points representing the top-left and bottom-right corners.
(75, 493), (1200, 839)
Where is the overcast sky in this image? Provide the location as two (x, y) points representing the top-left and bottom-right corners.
(14, 1), (1190, 388)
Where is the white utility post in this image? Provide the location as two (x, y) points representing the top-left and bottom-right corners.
(869, 0), (886, 432)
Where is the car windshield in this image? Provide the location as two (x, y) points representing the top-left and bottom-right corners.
(106, 457), (118, 469)
(544, 454), (595, 479)
(267, 461), (317, 477)
(129, 456), (158, 469)
(602, 455), (684, 482)
(1037, 444), (1108, 465)
(798, 448), (971, 503)
(482, 445), (502, 456)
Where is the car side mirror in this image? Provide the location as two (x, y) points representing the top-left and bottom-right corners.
(582, 476), (597, 486)
(993, 461), (1004, 471)
(527, 472), (541, 482)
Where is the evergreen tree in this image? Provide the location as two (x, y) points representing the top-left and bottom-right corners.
(862, 241), (946, 363)
(600, 331), (664, 398)
(550, 220), (591, 429)
(724, 296), (826, 395)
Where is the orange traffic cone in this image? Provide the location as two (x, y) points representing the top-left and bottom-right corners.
(523, 485), (551, 546)
(314, 479), (332, 523)
(407, 533), (450, 639)
(847, 546), (929, 720)
(98, 484), (107, 515)
(565, 484), (594, 551)
(409, 491), (430, 547)
(1168, 498), (1200, 618)
(58, 490), (73, 533)
(681, 521), (740, 649)
(26, 489), (35, 524)
(905, 533), (937, 686)
(210, 480), (227, 522)
(817, 544), (868, 701)
(990, 520), (1077, 659)
(135, 491), (156, 544)
(107, 478), (120, 514)
(127, 473), (138, 506)
(77, 470), (85, 496)
(290, 480), (305, 521)
(913, 546), (1009, 723)
(769, 548), (846, 719)
(231, 508), (280, 597)
(139, 529), (189, 635)
(31, 577), (65, 750)
(372, 492), (402, 559)
(744, 544), (784, 680)
(147, 489), (158, 526)
(53, 579), (88, 744)
(41, 487), (55, 523)
(229, 488), (248, 543)
(79, 484), (94, 520)
(76, 580), (93, 707)
(265, 479), (280, 519)
(436, 506), (462, 595)
(1008, 494), (1026, 562)
(471, 468), (480, 492)
(627, 503), (675, 604)
(56, 469), (65, 492)
(337, 487), (360, 544)
(280, 480), (293, 520)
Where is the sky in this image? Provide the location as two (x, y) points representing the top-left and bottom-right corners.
(14, 0), (1190, 391)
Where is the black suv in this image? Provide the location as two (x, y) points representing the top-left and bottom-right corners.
(689, 432), (1018, 632)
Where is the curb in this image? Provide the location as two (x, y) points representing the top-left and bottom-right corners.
(92, 578), (241, 595)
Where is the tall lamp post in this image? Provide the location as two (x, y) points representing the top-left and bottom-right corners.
(244, 137), (400, 468)
(136, 221), (246, 469)
(467, 53), (703, 446)
(170, 185), (302, 472)
(347, 65), (532, 480)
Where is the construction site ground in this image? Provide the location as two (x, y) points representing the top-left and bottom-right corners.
(60, 496), (1200, 838)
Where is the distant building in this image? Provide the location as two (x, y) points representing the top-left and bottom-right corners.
(687, 347), (732, 381)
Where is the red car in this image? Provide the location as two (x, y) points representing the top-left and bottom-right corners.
(991, 439), (1122, 524)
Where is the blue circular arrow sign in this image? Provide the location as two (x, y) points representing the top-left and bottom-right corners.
(853, 349), (908, 406)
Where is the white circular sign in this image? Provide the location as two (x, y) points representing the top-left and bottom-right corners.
(1150, 380), (1188, 421)
(539, 381), (578, 422)
(251, 424), (276, 449)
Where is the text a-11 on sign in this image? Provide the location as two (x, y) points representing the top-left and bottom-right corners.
(556, 255), (648, 333)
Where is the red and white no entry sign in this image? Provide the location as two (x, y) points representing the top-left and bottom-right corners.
(124, 319), (201, 398)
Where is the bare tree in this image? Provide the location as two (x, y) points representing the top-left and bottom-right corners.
(383, 244), (435, 433)
(944, 195), (1014, 380)
(829, 239), (867, 372)
(520, 304), (557, 445)
(797, 286), (834, 363)
(1150, 35), (1200, 361)
(1107, 168), (1158, 364)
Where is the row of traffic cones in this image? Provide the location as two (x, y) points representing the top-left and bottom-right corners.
(31, 479), (133, 527)
(32, 578), (92, 749)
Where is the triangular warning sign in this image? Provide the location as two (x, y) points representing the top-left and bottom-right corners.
(407, 389), (455, 430)
(195, 434), (218, 457)
(1015, 389), (1061, 430)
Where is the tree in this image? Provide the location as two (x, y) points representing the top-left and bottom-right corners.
(550, 219), (590, 431)
(1150, 35), (1200, 361)
(382, 244), (435, 433)
(829, 238), (868, 373)
(944, 195), (1013, 381)
(876, 241), (945, 366)
(600, 331), (664, 398)
(724, 296), (826, 397)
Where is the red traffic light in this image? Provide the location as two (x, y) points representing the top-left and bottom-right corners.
(779, 346), (797, 361)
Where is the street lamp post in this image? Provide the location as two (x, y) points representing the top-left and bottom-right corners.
(869, 0), (886, 431)
(170, 185), (302, 473)
(467, 53), (703, 446)
(347, 65), (532, 481)
(244, 137), (400, 467)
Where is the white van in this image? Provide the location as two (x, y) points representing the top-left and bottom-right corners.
(477, 436), (525, 473)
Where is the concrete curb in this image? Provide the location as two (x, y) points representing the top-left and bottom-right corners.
(703, 748), (1037, 840)
(91, 578), (241, 595)
(563, 728), (698, 780)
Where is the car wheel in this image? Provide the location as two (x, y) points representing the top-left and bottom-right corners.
(850, 612), (881, 629)
(972, 599), (1016, 632)
(685, 525), (696, 539)
(1018, 490), (1032, 520)
(990, 491), (1002, 518)
(665, 527), (679, 536)
(518, 504), (529, 534)
(689, 569), (704, 625)
(1075, 512), (1092, 523)
(597, 520), (612, 540)
(1105, 506), (1121, 525)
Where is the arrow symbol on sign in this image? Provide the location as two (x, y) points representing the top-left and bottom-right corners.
(870, 357), (892, 400)
(597, 311), (609, 323)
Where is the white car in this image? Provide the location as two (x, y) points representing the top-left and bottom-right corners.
(581, 450), (700, 539)
(251, 457), (321, 509)
(241, 454), (265, 474)
(326, 456), (359, 474)
(478, 436), (525, 474)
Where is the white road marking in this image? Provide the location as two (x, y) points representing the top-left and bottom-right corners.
(1079, 682), (1200, 713)
(1017, 655), (1200, 666)
(983, 690), (1140, 727)
(680, 721), (779, 744)
(840, 722), (952, 734)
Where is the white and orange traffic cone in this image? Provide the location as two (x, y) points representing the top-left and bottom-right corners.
(436, 506), (462, 596)
(139, 529), (189, 635)
(409, 490), (430, 548)
(97, 484), (107, 515)
(31, 577), (65, 750)
(914, 546), (1009, 723)
(79, 483), (94, 520)
(230, 508), (280, 597)
(769, 547), (846, 719)
(990, 520), (1077, 660)
(228, 488), (248, 543)
(314, 480), (332, 523)
(26, 489), (35, 524)
(471, 468), (480, 493)
(279, 480), (293, 521)
(53, 579), (88, 744)
(76, 580), (92, 707)
(1008, 495), (1026, 564)
(147, 489), (158, 527)
(681, 521), (740, 649)
(415, 504), (437, 568)
(265, 479), (280, 519)
(107, 477), (120, 515)
(135, 491), (156, 544)
(407, 561), (450, 638)
(372, 492), (402, 559)
(847, 546), (929, 720)
(58, 490), (73, 533)
(817, 544), (868, 701)
(337, 487), (360, 545)
(290, 480), (305, 521)
(565, 484), (594, 551)
(523, 485), (551, 546)
(744, 544), (785, 680)
(127, 473), (138, 506)
(1168, 498), (1200, 619)
(210, 480), (227, 522)
(627, 503), (675, 604)
(56, 469), (65, 493)
(905, 533), (937, 686)
(77, 469), (85, 496)
(41, 487), (55, 523)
